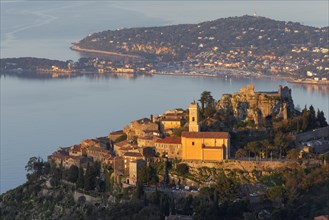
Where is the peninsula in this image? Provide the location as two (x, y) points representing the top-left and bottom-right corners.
(74, 15), (329, 83)
(1, 16), (328, 85)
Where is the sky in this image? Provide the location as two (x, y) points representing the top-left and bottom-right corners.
(113, 1), (329, 27)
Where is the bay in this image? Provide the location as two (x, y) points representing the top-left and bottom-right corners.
(1, 1), (328, 193)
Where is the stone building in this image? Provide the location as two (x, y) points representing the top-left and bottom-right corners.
(160, 118), (182, 132)
(188, 102), (200, 132)
(181, 132), (230, 161)
(137, 136), (160, 147)
(182, 102), (230, 161)
(155, 136), (182, 159)
(69, 145), (83, 156)
(108, 130), (125, 142)
(128, 159), (146, 185)
(123, 152), (144, 176)
(85, 146), (112, 163)
(123, 118), (159, 140)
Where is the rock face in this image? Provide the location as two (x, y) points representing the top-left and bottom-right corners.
(216, 84), (296, 126)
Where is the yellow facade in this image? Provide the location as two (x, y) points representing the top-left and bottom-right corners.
(189, 102), (200, 132)
(160, 120), (182, 131)
(181, 132), (230, 161)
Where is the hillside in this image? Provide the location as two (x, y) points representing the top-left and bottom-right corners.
(76, 15), (329, 78)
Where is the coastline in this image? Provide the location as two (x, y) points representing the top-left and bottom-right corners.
(70, 44), (328, 86)
(70, 44), (140, 59)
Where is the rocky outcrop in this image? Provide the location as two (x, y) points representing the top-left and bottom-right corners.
(216, 84), (296, 126)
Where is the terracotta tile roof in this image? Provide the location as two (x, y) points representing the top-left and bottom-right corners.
(82, 139), (97, 144)
(123, 152), (143, 157)
(156, 136), (182, 144)
(181, 132), (229, 139)
(71, 144), (82, 151)
(86, 146), (110, 153)
(114, 140), (130, 147)
(110, 130), (124, 135)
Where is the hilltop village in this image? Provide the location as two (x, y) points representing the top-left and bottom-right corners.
(2, 84), (329, 219)
(47, 84), (329, 189)
(49, 101), (231, 187)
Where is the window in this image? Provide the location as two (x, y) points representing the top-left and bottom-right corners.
(192, 142), (195, 146)
(192, 117), (195, 122)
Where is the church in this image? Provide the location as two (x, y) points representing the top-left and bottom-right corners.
(181, 102), (230, 161)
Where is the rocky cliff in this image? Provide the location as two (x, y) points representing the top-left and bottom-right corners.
(216, 84), (296, 126)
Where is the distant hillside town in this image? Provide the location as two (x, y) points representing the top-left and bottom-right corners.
(1, 16), (328, 85)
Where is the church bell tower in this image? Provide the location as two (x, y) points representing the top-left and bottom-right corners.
(189, 101), (200, 132)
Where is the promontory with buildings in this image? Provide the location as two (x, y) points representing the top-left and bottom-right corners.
(1, 15), (329, 85)
(2, 85), (328, 219)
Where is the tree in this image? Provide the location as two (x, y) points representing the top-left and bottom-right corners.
(301, 105), (309, 131)
(67, 165), (79, 183)
(235, 149), (248, 158)
(176, 163), (189, 176)
(287, 149), (298, 160)
(76, 167), (85, 189)
(213, 172), (239, 202)
(316, 109), (328, 127)
(84, 163), (98, 191)
(25, 156), (47, 182)
(199, 91), (216, 118)
(274, 131), (288, 159)
(246, 141), (262, 157)
(309, 105), (316, 129)
(267, 185), (286, 203)
(135, 181), (144, 199)
(138, 163), (159, 185)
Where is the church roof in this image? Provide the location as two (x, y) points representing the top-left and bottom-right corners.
(181, 132), (229, 139)
(156, 136), (182, 144)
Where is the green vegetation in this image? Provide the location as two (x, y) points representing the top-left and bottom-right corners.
(77, 15), (329, 78)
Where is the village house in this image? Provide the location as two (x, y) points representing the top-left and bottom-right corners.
(49, 148), (92, 169)
(123, 117), (159, 140)
(137, 136), (160, 147)
(85, 146), (112, 163)
(123, 152), (144, 176)
(155, 136), (182, 159)
(114, 140), (139, 156)
(108, 130), (125, 142)
(160, 118), (182, 132)
(69, 144), (84, 156)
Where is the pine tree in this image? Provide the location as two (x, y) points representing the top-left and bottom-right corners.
(76, 167), (84, 189)
(309, 105), (316, 129)
(317, 109), (328, 127)
(84, 163), (97, 191)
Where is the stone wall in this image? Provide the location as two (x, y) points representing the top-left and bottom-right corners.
(185, 159), (321, 173)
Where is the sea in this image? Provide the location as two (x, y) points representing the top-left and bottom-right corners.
(1, 1), (328, 193)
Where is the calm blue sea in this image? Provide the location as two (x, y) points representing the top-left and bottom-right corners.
(1, 1), (328, 193)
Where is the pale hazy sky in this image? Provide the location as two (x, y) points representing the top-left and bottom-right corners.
(114, 1), (329, 27)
